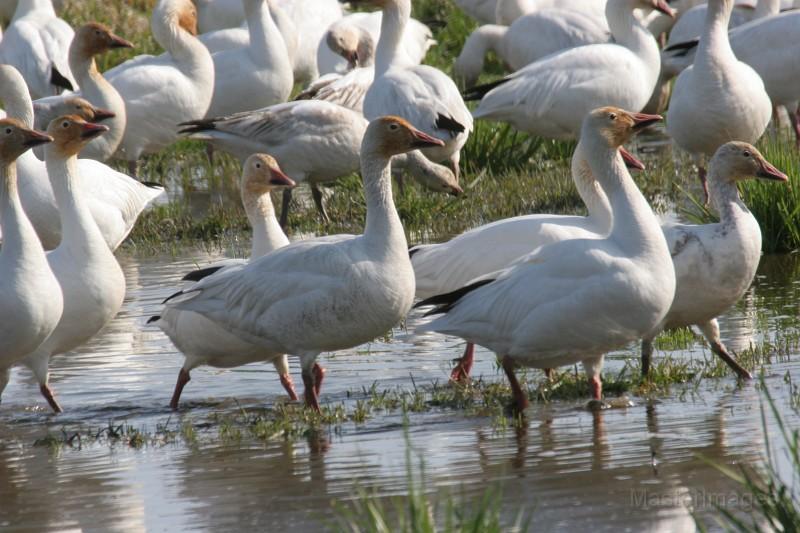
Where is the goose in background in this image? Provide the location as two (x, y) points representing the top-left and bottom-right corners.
(641, 142), (787, 379)
(32, 22), (133, 162)
(16, 115), (126, 412)
(205, 0), (293, 118)
(149, 154), (301, 409)
(666, 0), (771, 204)
(0, 0), (74, 99)
(494, 0), (607, 25)
(364, 0), (473, 181)
(452, 0), (498, 23)
(0, 118), (61, 401)
(164, 117), (445, 411)
(466, 0), (674, 140)
(415, 108), (675, 411)
(195, 0), (246, 32)
(0, 64), (164, 250)
(106, 0), (214, 176)
(274, 0), (342, 83)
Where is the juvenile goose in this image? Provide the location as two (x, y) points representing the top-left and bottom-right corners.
(106, 0), (215, 175)
(416, 108), (675, 411)
(165, 116), (444, 411)
(150, 154), (300, 408)
(0, 118), (60, 400)
(32, 95), (115, 159)
(666, 0), (772, 204)
(18, 115), (126, 412)
(641, 142), (787, 379)
(32, 22), (133, 162)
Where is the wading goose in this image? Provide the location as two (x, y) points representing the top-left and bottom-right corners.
(106, 0), (215, 175)
(666, 0), (772, 204)
(0, 65), (164, 250)
(455, 9), (611, 87)
(641, 142), (787, 379)
(19, 115), (126, 412)
(466, 0), (673, 140)
(205, 0), (293, 118)
(0, 0), (74, 99)
(165, 116), (445, 411)
(0, 119), (61, 401)
(363, 0), (473, 180)
(416, 108), (676, 411)
(32, 22), (133, 162)
(149, 154), (301, 408)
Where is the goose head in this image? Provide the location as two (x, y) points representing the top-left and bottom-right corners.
(634, 0), (676, 17)
(0, 118), (52, 162)
(241, 153), (296, 196)
(46, 115), (109, 158)
(585, 106), (662, 149)
(54, 97), (116, 123)
(362, 116), (444, 159)
(710, 142), (788, 183)
(326, 22), (375, 69)
(154, 0), (198, 40)
(73, 22), (134, 60)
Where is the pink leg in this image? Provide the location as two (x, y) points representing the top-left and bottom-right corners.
(279, 373), (299, 401)
(699, 166), (710, 207)
(170, 368), (191, 410)
(312, 363), (325, 398)
(450, 343), (475, 383)
(589, 374), (602, 400)
(40, 383), (63, 413)
(302, 367), (321, 412)
(501, 355), (529, 413)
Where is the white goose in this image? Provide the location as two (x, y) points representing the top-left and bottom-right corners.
(0, 118), (61, 400)
(641, 141), (787, 379)
(455, 9), (611, 87)
(32, 22), (133, 162)
(165, 116), (445, 411)
(416, 107), (676, 411)
(364, 0), (473, 180)
(149, 154), (300, 408)
(195, 0), (246, 32)
(453, 0), (498, 23)
(106, 0), (215, 175)
(0, 0), (74, 99)
(494, 0), (607, 25)
(666, 0), (772, 204)
(0, 65), (164, 250)
(19, 115), (126, 412)
(205, 0), (293, 118)
(467, 0), (673, 140)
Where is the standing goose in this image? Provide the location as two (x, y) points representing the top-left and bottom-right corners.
(465, 0), (674, 140)
(416, 107), (676, 411)
(165, 116), (444, 411)
(32, 22), (134, 162)
(666, 0), (772, 204)
(150, 154), (300, 409)
(363, 0), (473, 180)
(642, 142), (787, 379)
(17, 115), (126, 412)
(0, 119), (61, 399)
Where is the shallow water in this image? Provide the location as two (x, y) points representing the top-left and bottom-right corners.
(1, 246), (799, 531)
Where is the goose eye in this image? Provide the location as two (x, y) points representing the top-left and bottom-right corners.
(608, 113), (617, 121)
(255, 163), (261, 168)
(743, 150), (751, 158)
(4, 127), (11, 135)
(389, 123), (399, 131)
(61, 121), (69, 128)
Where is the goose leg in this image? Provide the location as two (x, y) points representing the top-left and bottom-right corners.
(170, 368), (191, 410)
(280, 188), (292, 228)
(501, 355), (529, 412)
(582, 356), (604, 401)
(698, 166), (710, 207)
(697, 320), (753, 380)
(302, 368), (321, 412)
(641, 337), (654, 378)
(273, 355), (298, 400)
(450, 343), (474, 382)
(312, 363), (325, 397)
(40, 383), (63, 413)
(310, 184), (330, 224)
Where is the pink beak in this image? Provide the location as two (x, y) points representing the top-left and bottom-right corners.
(619, 146), (645, 171)
(631, 112), (663, 130)
(269, 167), (296, 187)
(757, 158), (789, 182)
(80, 122), (110, 139)
(653, 0), (676, 17)
(411, 129), (445, 148)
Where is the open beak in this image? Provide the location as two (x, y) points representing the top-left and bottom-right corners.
(22, 128), (54, 148)
(91, 107), (116, 122)
(80, 122), (110, 139)
(652, 0), (676, 17)
(269, 167), (296, 187)
(619, 146), (645, 171)
(756, 158), (789, 182)
(411, 128), (445, 149)
(109, 33), (134, 49)
(631, 112), (663, 131)
(346, 50), (359, 70)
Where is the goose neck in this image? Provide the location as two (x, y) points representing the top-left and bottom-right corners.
(245, 0), (289, 67)
(361, 153), (406, 250)
(708, 172), (749, 224)
(242, 188), (288, 258)
(0, 161), (29, 256)
(69, 52), (102, 87)
(699, 0), (735, 61)
(605, 0), (660, 80)
(375, 0), (410, 76)
(153, 10), (206, 66)
(571, 141), (613, 233)
(13, 0), (54, 20)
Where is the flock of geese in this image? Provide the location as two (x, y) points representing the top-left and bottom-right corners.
(0, 0), (795, 413)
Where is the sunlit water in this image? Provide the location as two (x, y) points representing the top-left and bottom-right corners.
(1, 243), (799, 531)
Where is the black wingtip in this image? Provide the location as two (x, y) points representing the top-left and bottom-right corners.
(140, 181), (164, 189)
(408, 246), (421, 258)
(435, 113), (466, 135)
(50, 66), (73, 91)
(462, 78), (510, 101)
(182, 265), (224, 282)
(663, 38), (699, 54)
(177, 118), (216, 135)
(147, 315), (161, 324)
(162, 290), (185, 304)
(414, 278), (495, 316)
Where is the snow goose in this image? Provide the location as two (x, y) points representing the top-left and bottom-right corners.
(494, 0), (607, 25)
(32, 22), (133, 162)
(32, 96), (116, 159)
(466, 0), (674, 140)
(416, 107), (675, 411)
(363, 0), (473, 180)
(0, 0), (74, 99)
(0, 119), (61, 400)
(106, 0), (215, 175)
(666, 0), (772, 204)
(0, 65), (164, 250)
(149, 154), (301, 408)
(205, 0), (293, 118)
(641, 141), (787, 380)
(274, 0), (343, 83)
(196, 0), (246, 32)
(18, 115), (126, 412)
(165, 116), (445, 411)
(454, 9), (611, 87)
(453, 0), (498, 23)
